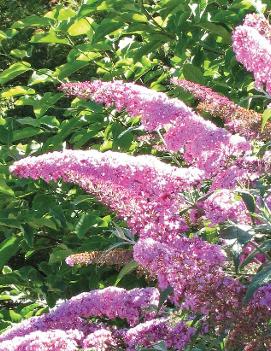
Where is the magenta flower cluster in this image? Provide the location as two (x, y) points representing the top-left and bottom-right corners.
(134, 238), (271, 339)
(233, 13), (271, 94)
(59, 80), (250, 175)
(124, 318), (195, 351)
(10, 149), (204, 244)
(0, 287), (196, 351)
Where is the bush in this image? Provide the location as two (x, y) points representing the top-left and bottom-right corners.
(0, 0), (270, 350)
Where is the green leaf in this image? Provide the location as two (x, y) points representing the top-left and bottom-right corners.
(12, 15), (52, 29)
(75, 213), (101, 238)
(240, 192), (256, 213)
(49, 245), (73, 265)
(10, 49), (29, 59)
(114, 260), (138, 286)
(0, 62), (31, 85)
(12, 127), (42, 141)
(56, 61), (89, 80)
(16, 93), (63, 117)
(0, 30), (8, 42)
(182, 64), (205, 84)
(0, 236), (21, 271)
(199, 22), (231, 43)
(1, 86), (35, 98)
(78, 1), (100, 18)
(9, 310), (22, 323)
(68, 18), (94, 37)
(0, 179), (14, 197)
(17, 115), (59, 129)
(31, 30), (70, 45)
(28, 69), (56, 85)
(22, 224), (34, 248)
(158, 286), (174, 311)
(244, 263), (271, 303)
(93, 19), (123, 42)
(261, 108), (271, 131)
(27, 217), (58, 230)
(220, 224), (254, 245)
(0, 218), (22, 229)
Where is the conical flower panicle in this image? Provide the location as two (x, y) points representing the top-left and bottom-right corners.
(59, 80), (250, 175)
(10, 150), (204, 243)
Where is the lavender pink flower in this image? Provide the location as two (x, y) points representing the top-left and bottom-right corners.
(59, 80), (250, 174)
(82, 329), (118, 350)
(10, 150), (204, 243)
(243, 13), (271, 42)
(133, 237), (234, 318)
(233, 14), (271, 94)
(0, 329), (82, 351)
(133, 237), (271, 345)
(172, 78), (270, 140)
(124, 318), (195, 351)
(227, 284), (271, 350)
(0, 287), (159, 343)
(199, 189), (251, 225)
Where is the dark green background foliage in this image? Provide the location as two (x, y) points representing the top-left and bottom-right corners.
(0, 0), (270, 334)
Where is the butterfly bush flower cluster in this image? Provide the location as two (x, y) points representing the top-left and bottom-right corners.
(59, 80), (250, 175)
(10, 150), (204, 244)
(0, 287), (159, 343)
(171, 78), (270, 139)
(65, 249), (133, 267)
(133, 238), (242, 319)
(227, 284), (271, 350)
(124, 318), (195, 351)
(82, 329), (118, 350)
(0, 287), (195, 351)
(0, 329), (82, 351)
(134, 238), (271, 346)
(199, 189), (251, 225)
(233, 13), (271, 94)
